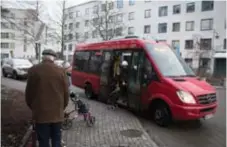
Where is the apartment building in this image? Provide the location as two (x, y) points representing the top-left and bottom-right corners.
(1, 7), (56, 60)
(64, 0), (226, 76)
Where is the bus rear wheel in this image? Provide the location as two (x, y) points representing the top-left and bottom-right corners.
(85, 84), (94, 99)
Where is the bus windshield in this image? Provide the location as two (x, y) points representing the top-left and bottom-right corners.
(145, 43), (195, 77)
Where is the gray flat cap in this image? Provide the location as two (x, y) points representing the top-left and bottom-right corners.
(42, 49), (57, 57)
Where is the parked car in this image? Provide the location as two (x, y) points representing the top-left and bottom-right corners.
(2, 58), (33, 79)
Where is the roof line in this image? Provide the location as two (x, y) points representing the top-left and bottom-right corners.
(66, 0), (98, 10)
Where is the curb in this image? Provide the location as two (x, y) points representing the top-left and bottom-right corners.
(19, 125), (33, 147)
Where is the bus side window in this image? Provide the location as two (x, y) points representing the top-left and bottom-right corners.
(89, 51), (102, 75)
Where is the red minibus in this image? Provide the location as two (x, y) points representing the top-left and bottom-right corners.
(71, 37), (217, 126)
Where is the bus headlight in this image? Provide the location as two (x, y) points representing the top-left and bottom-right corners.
(177, 90), (196, 104)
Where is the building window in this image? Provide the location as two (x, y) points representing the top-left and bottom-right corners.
(185, 58), (193, 67)
(1, 43), (9, 48)
(1, 33), (9, 39)
(93, 5), (99, 13)
(116, 14), (123, 22)
(224, 39), (226, 49)
(172, 40), (180, 50)
(85, 20), (89, 27)
(117, 0), (123, 9)
(185, 40), (193, 49)
(64, 45), (66, 50)
(200, 58), (210, 68)
(108, 2), (114, 9)
(144, 25), (150, 34)
(201, 18), (213, 31)
(185, 21), (194, 31)
(68, 44), (72, 51)
(129, 0), (135, 6)
(173, 5), (181, 14)
(92, 30), (98, 38)
(128, 12), (134, 20)
(68, 34), (73, 40)
(69, 23), (73, 30)
(64, 35), (67, 41)
(200, 38), (212, 50)
(76, 11), (81, 17)
(69, 12), (73, 19)
(159, 6), (168, 17)
(85, 8), (89, 15)
(85, 32), (89, 39)
(186, 2), (195, 13)
(107, 29), (113, 37)
(76, 22), (80, 28)
(172, 22), (180, 32)
(158, 23), (167, 33)
(115, 27), (123, 36)
(75, 33), (80, 40)
(145, 9), (151, 18)
(202, 1), (214, 11)
(64, 24), (67, 30)
(24, 37), (27, 51)
(128, 27), (134, 35)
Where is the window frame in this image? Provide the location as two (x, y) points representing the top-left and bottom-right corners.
(201, 18), (213, 31)
(128, 12), (135, 20)
(200, 38), (212, 50)
(158, 23), (167, 33)
(185, 21), (194, 31)
(185, 40), (194, 49)
(144, 9), (151, 18)
(159, 6), (168, 17)
(201, 1), (214, 12)
(173, 4), (181, 14)
(186, 2), (195, 13)
(172, 22), (180, 32)
(144, 25), (151, 34)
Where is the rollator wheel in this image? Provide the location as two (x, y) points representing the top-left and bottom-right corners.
(62, 119), (73, 130)
(86, 116), (96, 127)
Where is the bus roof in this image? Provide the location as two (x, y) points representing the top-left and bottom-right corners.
(75, 38), (159, 51)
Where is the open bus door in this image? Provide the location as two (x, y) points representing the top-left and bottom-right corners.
(99, 51), (113, 102)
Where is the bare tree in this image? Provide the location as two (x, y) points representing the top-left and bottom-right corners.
(46, 0), (66, 60)
(1, 1), (45, 60)
(185, 34), (212, 77)
(89, 1), (126, 41)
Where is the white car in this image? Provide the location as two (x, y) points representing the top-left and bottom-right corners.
(2, 58), (33, 79)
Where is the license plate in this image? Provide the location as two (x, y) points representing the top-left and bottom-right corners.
(204, 114), (214, 120)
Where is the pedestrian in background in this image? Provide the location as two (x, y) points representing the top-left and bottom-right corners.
(25, 49), (69, 147)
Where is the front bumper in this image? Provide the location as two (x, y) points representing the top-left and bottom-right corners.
(171, 102), (218, 120)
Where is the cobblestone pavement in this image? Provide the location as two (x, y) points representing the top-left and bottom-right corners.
(63, 86), (158, 147)
(1, 78), (158, 147)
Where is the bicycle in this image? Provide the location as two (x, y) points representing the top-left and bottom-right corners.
(62, 92), (96, 130)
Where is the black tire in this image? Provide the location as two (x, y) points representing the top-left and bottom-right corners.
(2, 69), (7, 77)
(85, 84), (95, 99)
(153, 102), (172, 127)
(12, 71), (18, 80)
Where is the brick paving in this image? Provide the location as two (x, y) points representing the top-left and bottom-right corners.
(62, 87), (158, 147)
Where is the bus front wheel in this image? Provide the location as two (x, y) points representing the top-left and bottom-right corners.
(85, 84), (94, 99)
(150, 100), (172, 127)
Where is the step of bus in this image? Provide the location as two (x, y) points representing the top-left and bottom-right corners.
(117, 98), (128, 106)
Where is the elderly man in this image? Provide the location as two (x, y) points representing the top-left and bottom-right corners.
(25, 49), (69, 147)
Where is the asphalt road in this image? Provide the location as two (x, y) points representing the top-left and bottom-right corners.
(1, 77), (226, 147)
(140, 87), (226, 147)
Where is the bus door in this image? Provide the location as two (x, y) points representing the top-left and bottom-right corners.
(99, 51), (113, 102)
(127, 50), (144, 111)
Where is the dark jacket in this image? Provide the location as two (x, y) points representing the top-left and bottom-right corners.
(25, 60), (69, 123)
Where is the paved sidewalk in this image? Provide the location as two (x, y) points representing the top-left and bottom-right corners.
(62, 87), (158, 147)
